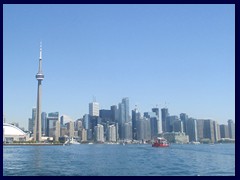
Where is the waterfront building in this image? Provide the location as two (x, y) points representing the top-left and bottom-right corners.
(220, 124), (229, 138)
(46, 112), (59, 139)
(60, 125), (68, 136)
(123, 122), (132, 140)
(3, 123), (30, 143)
(94, 124), (104, 142)
(34, 43), (44, 142)
(197, 119), (215, 143)
(41, 112), (47, 136)
(136, 117), (151, 141)
(213, 121), (221, 142)
(173, 120), (183, 133)
(166, 115), (178, 132)
(163, 132), (189, 144)
(186, 118), (198, 142)
(228, 119), (235, 139)
(107, 124), (117, 142)
(144, 112), (158, 139)
(132, 107), (141, 140)
(66, 121), (74, 138)
(81, 129), (87, 142)
(180, 113), (188, 133)
(75, 119), (83, 131)
(89, 102), (100, 117)
(28, 107), (36, 133)
(152, 107), (162, 134)
(161, 108), (169, 132)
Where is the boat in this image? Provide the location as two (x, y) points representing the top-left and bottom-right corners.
(63, 137), (80, 145)
(152, 137), (169, 147)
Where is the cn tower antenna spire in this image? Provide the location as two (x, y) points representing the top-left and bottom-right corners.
(40, 41), (42, 59)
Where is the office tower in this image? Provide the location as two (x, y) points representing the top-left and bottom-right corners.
(29, 107), (36, 133)
(144, 112), (158, 139)
(94, 124), (104, 142)
(54, 120), (60, 141)
(136, 117), (151, 141)
(83, 114), (90, 130)
(111, 105), (118, 122)
(186, 118), (198, 142)
(204, 119), (215, 143)
(166, 115), (178, 132)
(123, 122), (132, 140)
(213, 121), (220, 142)
(228, 119), (235, 139)
(34, 43), (44, 142)
(197, 119), (215, 143)
(161, 108), (169, 132)
(132, 108), (141, 140)
(46, 112), (59, 138)
(66, 121), (74, 137)
(81, 129), (87, 142)
(122, 97), (130, 123)
(89, 102), (100, 117)
(180, 113), (188, 133)
(99, 109), (112, 122)
(75, 119), (83, 131)
(220, 124), (229, 138)
(41, 112), (47, 136)
(107, 124), (117, 142)
(152, 107), (162, 134)
(173, 120), (183, 133)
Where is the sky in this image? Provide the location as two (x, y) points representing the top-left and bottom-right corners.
(3, 4), (235, 129)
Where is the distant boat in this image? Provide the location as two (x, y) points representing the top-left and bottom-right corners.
(152, 137), (169, 147)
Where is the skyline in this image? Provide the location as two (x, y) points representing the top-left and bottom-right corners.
(3, 4), (235, 129)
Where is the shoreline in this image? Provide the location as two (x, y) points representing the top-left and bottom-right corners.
(3, 143), (63, 146)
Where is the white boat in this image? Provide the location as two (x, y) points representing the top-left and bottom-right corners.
(63, 137), (80, 145)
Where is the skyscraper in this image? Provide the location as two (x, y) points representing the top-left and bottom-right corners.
(228, 119), (235, 139)
(34, 43), (44, 142)
(161, 108), (169, 132)
(89, 102), (100, 117)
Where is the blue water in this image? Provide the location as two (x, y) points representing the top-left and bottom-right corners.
(3, 144), (235, 176)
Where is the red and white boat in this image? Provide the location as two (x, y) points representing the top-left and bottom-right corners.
(152, 137), (169, 147)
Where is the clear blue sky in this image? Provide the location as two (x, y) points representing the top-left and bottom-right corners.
(3, 4), (235, 129)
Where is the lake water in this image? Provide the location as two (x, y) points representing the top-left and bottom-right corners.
(3, 143), (235, 176)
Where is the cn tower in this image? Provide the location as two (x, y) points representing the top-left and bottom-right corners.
(34, 42), (44, 142)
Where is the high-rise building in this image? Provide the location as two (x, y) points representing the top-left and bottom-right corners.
(144, 112), (158, 139)
(99, 109), (112, 122)
(122, 97), (130, 123)
(180, 113), (188, 133)
(186, 118), (198, 142)
(66, 121), (74, 138)
(94, 124), (104, 142)
(46, 112), (59, 139)
(136, 117), (151, 141)
(34, 43), (44, 142)
(41, 112), (47, 136)
(152, 107), (162, 134)
(123, 122), (132, 140)
(166, 115), (178, 132)
(161, 108), (169, 132)
(29, 107), (36, 133)
(132, 108), (141, 140)
(107, 124), (117, 142)
(110, 105), (118, 122)
(213, 121), (220, 142)
(220, 124), (229, 138)
(197, 119), (215, 143)
(89, 102), (100, 117)
(228, 119), (235, 139)
(173, 120), (183, 133)
(81, 129), (87, 142)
